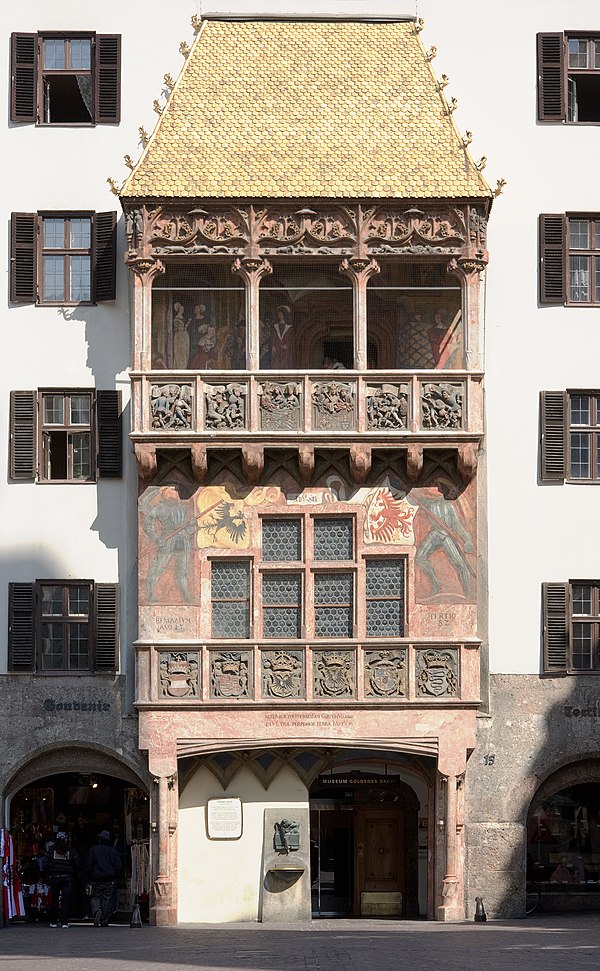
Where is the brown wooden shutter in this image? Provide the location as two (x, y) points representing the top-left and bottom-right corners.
(10, 391), (37, 480)
(537, 32), (565, 122)
(97, 390), (122, 477)
(11, 33), (37, 123)
(543, 582), (569, 672)
(95, 35), (121, 124)
(93, 211), (117, 302)
(10, 213), (38, 303)
(95, 583), (119, 671)
(540, 391), (567, 481)
(539, 214), (566, 304)
(8, 583), (36, 672)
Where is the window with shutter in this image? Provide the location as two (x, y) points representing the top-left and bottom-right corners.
(539, 215), (565, 305)
(539, 214), (600, 306)
(537, 32), (600, 124)
(8, 583), (35, 672)
(543, 583), (569, 672)
(10, 32), (121, 126)
(10, 391), (37, 480)
(10, 212), (117, 305)
(8, 581), (118, 674)
(9, 389), (122, 482)
(540, 391), (567, 481)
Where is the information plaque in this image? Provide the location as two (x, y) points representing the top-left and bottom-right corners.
(206, 797), (243, 840)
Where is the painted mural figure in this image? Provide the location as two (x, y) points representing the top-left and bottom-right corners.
(415, 482), (474, 599)
(172, 303), (190, 369)
(270, 305), (293, 369)
(140, 486), (195, 603)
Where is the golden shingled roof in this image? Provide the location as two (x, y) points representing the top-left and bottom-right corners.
(121, 18), (491, 200)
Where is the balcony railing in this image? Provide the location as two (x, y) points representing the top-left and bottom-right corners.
(134, 639), (481, 706)
(130, 370), (483, 439)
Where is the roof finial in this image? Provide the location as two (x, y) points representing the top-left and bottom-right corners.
(415, 18), (425, 33)
(164, 73), (175, 90)
(448, 97), (458, 113)
(439, 74), (449, 90)
(493, 178), (507, 196)
(426, 46), (437, 61)
(124, 155), (135, 170)
(179, 41), (191, 57)
(138, 126), (149, 145)
(476, 157), (487, 171)
(153, 99), (163, 115)
(191, 14), (201, 32)
(107, 177), (121, 196)
(462, 131), (473, 147)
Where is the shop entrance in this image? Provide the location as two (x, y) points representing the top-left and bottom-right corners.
(310, 772), (418, 917)
(8, 770), (150, 924)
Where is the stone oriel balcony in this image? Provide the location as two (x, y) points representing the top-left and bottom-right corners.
(130, 370), (482, 439)
(134, 639), (481, 708)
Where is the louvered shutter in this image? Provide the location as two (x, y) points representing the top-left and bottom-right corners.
(10, 391), (37, 480)
(95, 35), (121, 124)
(93, 212), (117, 302)
(8, 583), (36, 672)
(540, 391), (567, 481)
(97, 390), (122, 477)
(10, 33), (37, 123)
(10, 213), (38, 304)
(537, 33), (565, 122)
(543, 582), (569, 672)
(95, 583), (119, 672)
(539, 214), (566, 305)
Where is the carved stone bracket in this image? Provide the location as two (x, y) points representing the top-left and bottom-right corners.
(191, 443), (208, 482)
(447, 255), (487, 283)
(406, 444), (423, 484)
(349, 444), (372, 484)
(298, 445), (314, 484)
(231, 255), (273, 285)
(125, 255), (165, 283)
(242, 444), (264, 484)
(135, 443), (157, 481)
(457, 442), (479, 482)
(339, 256), (380, 285)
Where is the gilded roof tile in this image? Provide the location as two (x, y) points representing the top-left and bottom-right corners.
(121, 19), (491, 200)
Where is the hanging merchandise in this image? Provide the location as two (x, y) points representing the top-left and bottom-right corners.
(1, 830), (26, 920)
(130, 841), (151, 899)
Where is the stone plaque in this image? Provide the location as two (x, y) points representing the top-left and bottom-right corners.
(415, 648), (458, 697)
(159, 652), (199, 699)
(313, 650), (356, 698)
(206, 797), (243, 840)
(139, 606), (199, 640)
(364, 649), (406, 698)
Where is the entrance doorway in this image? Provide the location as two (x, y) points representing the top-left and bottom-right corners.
(310, 773), (418, 917)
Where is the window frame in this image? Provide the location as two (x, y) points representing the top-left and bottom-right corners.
(38, 580), (93, 672)
(539, 214), (600, 307)
(8, 580), (119, 674)
(540, 390), (600, 483)
(9, 388), (122, 482)
(39, 390), (94, 482)
(208, 514), (407, 642)
(39, 212), (94, 305)
(10, 211), (117, 306)
(10, 31), (121, 126)
(538, 31), (600, 125)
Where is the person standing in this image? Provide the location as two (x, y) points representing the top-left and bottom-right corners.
(88, 830), (122, 927)
(44, 833), (78, 928)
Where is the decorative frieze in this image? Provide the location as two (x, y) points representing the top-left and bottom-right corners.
(151, 384), (193, 430)
(363, 205), (467, 254)
(313, 650), (356, 698)
(262, 650), (304, 699)
(259, 381), (302, 430)
(364, 649), (406, 698)
(311, 381), (355, 431)
(148, 205), (250, 253)
(159, 652), (199, 699)
(366, 384), (409, 429)
(415, 649), (458, 697)
(205, 384), (247, 429)
(210, 651), (252, 699)
(420, 382), (464, 429)
(255, 205), (358, 253)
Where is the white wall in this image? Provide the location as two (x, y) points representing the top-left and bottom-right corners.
(0, 0), (198, 670)
(178, 764), (308, 922)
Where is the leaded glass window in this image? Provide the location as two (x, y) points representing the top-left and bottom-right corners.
(262, 573), (301, 637)
(314, 573), (353, 637)
(366, 559), (405, 637)
(211, 561), (250, 638)
(262, 519), (302, 561)
(313, 518), (353, 561)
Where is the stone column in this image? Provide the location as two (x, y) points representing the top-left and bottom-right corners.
(436, 766), (466, 921)
(148, 754), (178, 926)
(232, 257), (272, 371)
(339, 257), (380, 371)
(447, 256), (487, 373)
(126, 257), (165, 371)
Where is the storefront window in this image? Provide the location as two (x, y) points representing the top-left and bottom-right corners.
(527, 783), (600, 892)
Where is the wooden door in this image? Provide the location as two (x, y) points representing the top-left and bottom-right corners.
(354, 807), (404, 916)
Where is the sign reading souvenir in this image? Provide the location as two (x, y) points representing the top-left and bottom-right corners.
(206, 797), (243, 840)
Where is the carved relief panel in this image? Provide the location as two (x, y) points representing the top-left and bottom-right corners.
(420, 382), (464, 430)
(210, 650), (252, 699)
(415, 648), (458, 697)
(159, 652), (200, 699)
(364, 649), (406, 698)
(366, 384), (410, 430)
(259, 382), (302, 431)
(151, 384), (193, 430)
(204, 384), (247, 430)
(311, 381), (356, 431)
(261, 649), (304, 699)
(313, 650), (356, 698)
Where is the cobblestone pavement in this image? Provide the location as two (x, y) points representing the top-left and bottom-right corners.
(2, 916), (600, 971)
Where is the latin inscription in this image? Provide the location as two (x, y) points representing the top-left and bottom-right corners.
(427, 611), (457, 628)
(265, 711), (355, 731)
(139, 605), (199, 639)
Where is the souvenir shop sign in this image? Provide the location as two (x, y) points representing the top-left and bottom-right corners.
(43, 698), (111, 713)
(206, 797), (243, 840)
